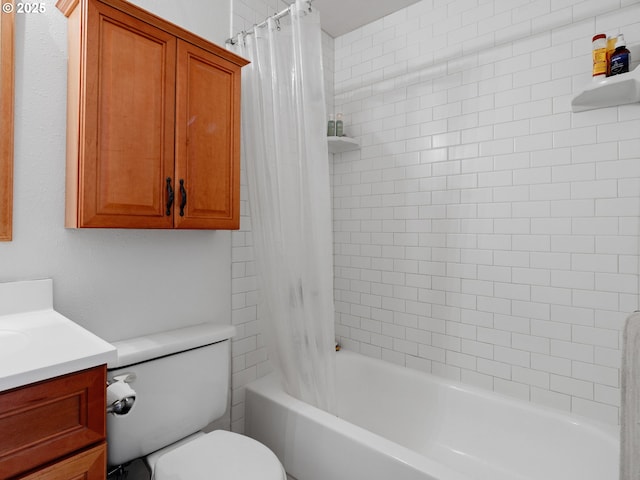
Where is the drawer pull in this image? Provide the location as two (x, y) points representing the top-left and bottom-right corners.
(179, 179), (187, 217)
(166, 177), (174, 216)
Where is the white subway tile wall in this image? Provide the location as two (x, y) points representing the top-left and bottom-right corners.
(230, 0), (335, 432)
(332, 0), (640, 425)
(231, 0), (640, 430)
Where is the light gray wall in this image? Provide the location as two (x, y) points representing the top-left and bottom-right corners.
(1, 0), (232, 343)
(129, 0), (230, 45)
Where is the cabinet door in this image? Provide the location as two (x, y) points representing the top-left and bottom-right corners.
(20, 443), (106, 480)
(174, 40), (241, 229)
(79, 1), (176, 228)
(0, 366), (106, 478)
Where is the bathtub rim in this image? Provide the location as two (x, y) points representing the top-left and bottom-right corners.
(245, 371), (471, 480)
(245, 349), (618, 479)
(334, 349), (619, 443)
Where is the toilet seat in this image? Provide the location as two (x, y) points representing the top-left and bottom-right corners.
(152, 430), (286, 480)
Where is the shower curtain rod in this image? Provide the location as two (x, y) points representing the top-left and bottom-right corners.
(225, 0), (313, 45)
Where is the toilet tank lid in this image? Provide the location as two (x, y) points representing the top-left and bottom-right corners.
(108, 324), (236, 369)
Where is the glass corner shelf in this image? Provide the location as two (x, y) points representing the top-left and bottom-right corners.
(327, 136), (359, 154)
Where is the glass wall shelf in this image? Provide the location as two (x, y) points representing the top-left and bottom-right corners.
(328, 136), (359, 153)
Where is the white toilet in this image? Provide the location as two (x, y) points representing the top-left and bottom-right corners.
(106, 323), (286, 480)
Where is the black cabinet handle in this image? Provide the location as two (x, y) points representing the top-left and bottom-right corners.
(166, 177), (174, 216)
(179, 179), (187, 217)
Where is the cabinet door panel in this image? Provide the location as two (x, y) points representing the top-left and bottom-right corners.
(175, 40), (241, 229)
(20, 443), (106, 480)
(0, 366), (105, 479)
(81, 1), (175, 228)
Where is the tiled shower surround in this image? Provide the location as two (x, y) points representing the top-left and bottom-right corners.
(231, 0), (640, 431)
(332, 0), (640, 425)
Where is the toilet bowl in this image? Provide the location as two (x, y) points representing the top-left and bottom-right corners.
(149, 431), (286, 480)
(105, 324), (286, 479)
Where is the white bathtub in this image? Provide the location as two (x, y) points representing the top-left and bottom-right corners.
(245, 350), (619, 480)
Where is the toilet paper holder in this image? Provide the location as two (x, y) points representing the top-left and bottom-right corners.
(107, 372), (136, 415)
(107, 396), (135, 415)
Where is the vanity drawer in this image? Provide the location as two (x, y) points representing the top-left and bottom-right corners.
(20, 443), (106, 480)
(0, 365), (106, 479)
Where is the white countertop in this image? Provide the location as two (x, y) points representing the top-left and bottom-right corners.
(0, 279), (116, 392)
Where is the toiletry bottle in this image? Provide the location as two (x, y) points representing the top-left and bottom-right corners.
(327, 114), (335, 137)
(592, 33), (607, 81)
(606, 36), (617, 76)
(335, 113), (344, 137)
(610, 34), (630, 76)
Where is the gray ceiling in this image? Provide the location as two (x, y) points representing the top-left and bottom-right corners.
(311, 0), (422, 37)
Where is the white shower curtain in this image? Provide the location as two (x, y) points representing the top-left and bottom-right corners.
(230, 1), (336, 413)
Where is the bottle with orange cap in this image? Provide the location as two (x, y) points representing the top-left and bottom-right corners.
(592, 33), (608, 81)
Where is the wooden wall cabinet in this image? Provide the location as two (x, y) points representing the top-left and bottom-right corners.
(57, 0), (249, 229)
(0, 0), (14, 241)
(0, 366), (107, 480)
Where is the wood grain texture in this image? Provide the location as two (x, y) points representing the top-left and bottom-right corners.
(174, 40), (241, 230)
(56, 0), (248, 69)
(55, 0), (79, 17)
(79, 1), (176, 227)
(20, 443), (106, 480)
(0, 366), (106, 479)
(98, 0), (246, 67)
(0, 1), (14, 241)
(58, 0), (248, 229)
(63, 4), (80, 227)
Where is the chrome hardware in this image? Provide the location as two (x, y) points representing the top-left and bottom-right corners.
(107, 396), (135, 415)
(107, 372), (137, 415)
(107, 464), (129, 480)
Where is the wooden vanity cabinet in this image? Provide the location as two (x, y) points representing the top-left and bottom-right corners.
(57, 0), (248, 229)
(0, 366), (106, 480)
(19, 444), (106, 480)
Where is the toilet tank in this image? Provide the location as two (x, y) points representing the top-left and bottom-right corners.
(106, 323), (235, 467)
